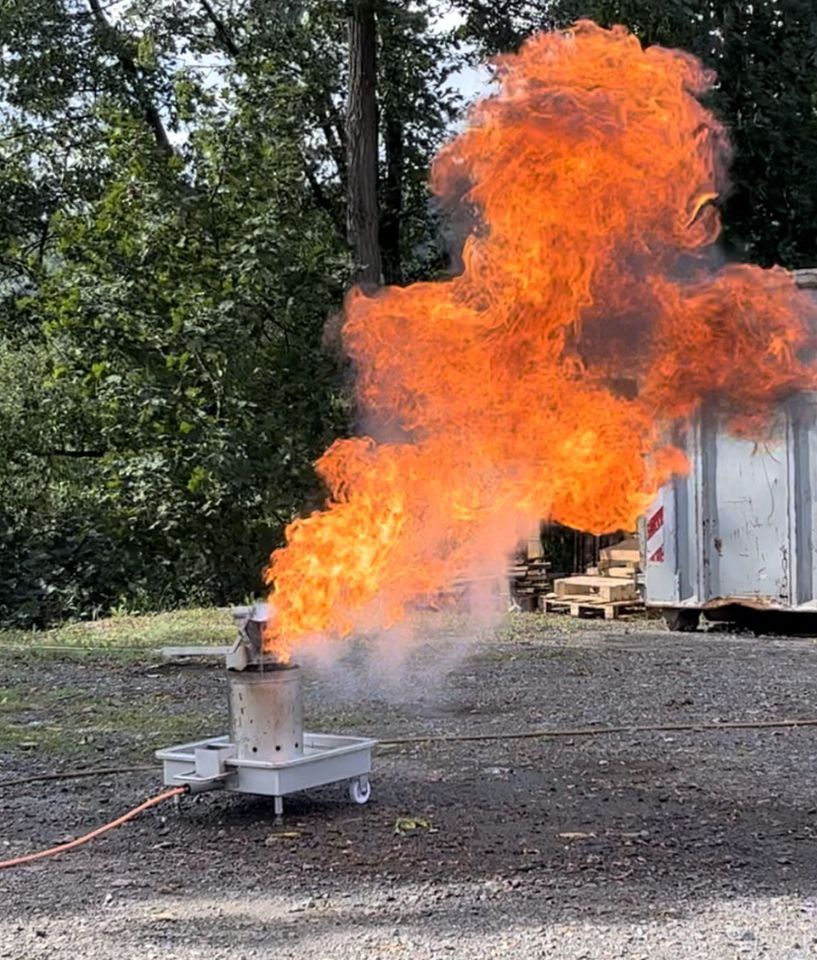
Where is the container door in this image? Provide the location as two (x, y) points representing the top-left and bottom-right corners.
(706, 417), (790, 602)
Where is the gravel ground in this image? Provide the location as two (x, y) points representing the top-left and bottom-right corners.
(2, 613), (817, 958)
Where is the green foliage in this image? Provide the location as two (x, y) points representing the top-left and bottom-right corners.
(0, 0), (460, 626)
(377, 2), (463, 281)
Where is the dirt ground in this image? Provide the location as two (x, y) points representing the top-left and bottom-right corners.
(2, 611), (817, 959)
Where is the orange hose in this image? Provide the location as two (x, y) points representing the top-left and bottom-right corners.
(0, 785), (187, 870)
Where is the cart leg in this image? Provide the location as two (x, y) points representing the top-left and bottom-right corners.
(274, 795), (284, 820)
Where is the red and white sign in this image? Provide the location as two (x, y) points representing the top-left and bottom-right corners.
(646, 501), (665, 563)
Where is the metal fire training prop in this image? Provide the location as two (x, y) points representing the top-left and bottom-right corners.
(155, 604), (375, 817)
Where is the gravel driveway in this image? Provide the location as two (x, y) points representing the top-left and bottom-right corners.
(2, 613), (817, 959)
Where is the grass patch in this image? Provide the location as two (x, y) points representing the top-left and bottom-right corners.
(0, 607), (235, 656)
(0, 609), (233, 760)
(0, 689), (223, 759)
(0, 686), (27, 711)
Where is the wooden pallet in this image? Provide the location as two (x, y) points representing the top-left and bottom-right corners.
(597, 537), (641, 577)
(540, 594), (645, 620)
(427, 574), (510, 613)
(553, 574), (637, 603)
(508, 556), (552, 611)
(587, 564), (638, 579)
(600, 536), (639, 558)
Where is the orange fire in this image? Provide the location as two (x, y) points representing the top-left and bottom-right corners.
(264, 20), (817, 660)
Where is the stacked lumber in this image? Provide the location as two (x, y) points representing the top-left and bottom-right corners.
(508, 557), (552, 611)
(541, 536), (644, 620)
(595, 537), (641, 579)
(430, 572), (509, 612)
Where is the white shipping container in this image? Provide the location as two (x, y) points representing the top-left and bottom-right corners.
(644, 269), (817, 630)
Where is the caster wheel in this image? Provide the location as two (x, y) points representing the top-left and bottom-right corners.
(348, 778), (371, 804)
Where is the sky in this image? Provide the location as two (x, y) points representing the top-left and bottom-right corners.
(435, 4), (495, 106)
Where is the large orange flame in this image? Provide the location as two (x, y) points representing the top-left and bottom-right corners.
(264, 21), (817, 660)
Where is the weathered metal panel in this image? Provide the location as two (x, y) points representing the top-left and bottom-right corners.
(645, 270), (817, 614)
(710, 410), (790, 601)
(645, 395), (817, 612)
(791, 394), (817, 607)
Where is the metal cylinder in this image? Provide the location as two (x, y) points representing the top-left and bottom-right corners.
(228, 664), (304, 763)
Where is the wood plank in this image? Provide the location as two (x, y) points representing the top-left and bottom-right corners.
(599, 537), (641, 565)
(549, 593), (603, 604)
(160, 645), (230, 659)
(553, 576), (636, 602)
(540, 596), (644, 619)
(555, 575), (625, 587)
(604, 566), (638, 579)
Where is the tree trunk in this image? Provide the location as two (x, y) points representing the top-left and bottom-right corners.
(379, 101), (403, 285)
(346, 0), (382, 286)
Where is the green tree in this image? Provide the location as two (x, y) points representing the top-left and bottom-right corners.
(0, 0), (462, 625)
(378, 2), (463, 283)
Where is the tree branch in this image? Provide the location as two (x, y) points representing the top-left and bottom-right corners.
(316, 89), (347, 183)
(86, 0), (174, 157)
(300, 150), (346, 240)
(41, 449), (108, 459)
(36, 215), (50, 267)
(199, 0), (240, 57)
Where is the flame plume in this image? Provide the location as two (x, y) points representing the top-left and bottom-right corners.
(264, 21), (817, 660)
